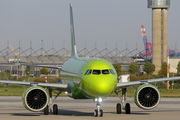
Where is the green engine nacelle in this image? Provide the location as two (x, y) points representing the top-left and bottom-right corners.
(134, 84), (160, 110)
(22, 86), (49, 112)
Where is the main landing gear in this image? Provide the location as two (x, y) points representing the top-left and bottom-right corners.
(94, 98), (103, 117)
(44, 89), (62, 115)
(115, 88), (131, 114)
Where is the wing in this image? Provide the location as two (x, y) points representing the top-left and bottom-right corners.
(116, 76), (180, 89)
(0, 80), (70, 92)
(19, 63), (61, 69)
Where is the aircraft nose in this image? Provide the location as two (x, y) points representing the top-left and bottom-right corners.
(95, 82), (112, 95)
(82, 76), (117, 98)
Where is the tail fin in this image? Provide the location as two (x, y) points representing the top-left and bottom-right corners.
(70, 4), (78, 58)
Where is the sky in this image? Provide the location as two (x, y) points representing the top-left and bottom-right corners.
(0, 0), (180, 56)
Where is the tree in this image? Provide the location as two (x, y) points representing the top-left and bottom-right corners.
(170, 54), (175, 57)
(128, 62), (139, 74)
(177, 61), (180, 75)
(40, 68), (49, 75)
(113, 64), (123, 76)
(143, 61), (155, 75)
(25, 68), (30, 76)
(158, 62), (167, 77)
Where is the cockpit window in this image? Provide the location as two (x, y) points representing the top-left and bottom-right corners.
(93, 70), (101, 75)
(87, 69), (92, 75)
(85, 69), (115, 75)
(84, 69), (89, 75)
(110, 69), (115, 74)
(102, 69), (109, 74)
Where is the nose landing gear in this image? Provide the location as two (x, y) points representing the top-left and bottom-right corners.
(94, 98), (103, 117)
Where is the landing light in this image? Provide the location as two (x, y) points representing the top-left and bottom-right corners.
(99, 98), (102, 102)
(94, 98), (102, 102)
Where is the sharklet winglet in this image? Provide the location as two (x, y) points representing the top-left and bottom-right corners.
(70, 4), (78, 58)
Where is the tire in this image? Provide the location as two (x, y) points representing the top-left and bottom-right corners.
(44, 105), (49, 115)
(53, 104), (58, 115)
(125, 103), (130, 114)
(94, 109), (98, 117)
(116, 103), (121, 114)
(100, 109), (103, 117)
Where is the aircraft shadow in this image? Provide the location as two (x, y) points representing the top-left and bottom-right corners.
(58, 109), (93, 116)
(58, 109), (151, 116)
(9, 109), (180, 117)
(137, 109), (180, 113)
(11, 113), (42, 116)
(10, 109), (93, 117)
(106, 111), (150, 115)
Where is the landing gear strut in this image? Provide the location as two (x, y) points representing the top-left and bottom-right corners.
(115, 88), (131, 114)
(44, 89), (61, 115)
(94, 98), (103, 117)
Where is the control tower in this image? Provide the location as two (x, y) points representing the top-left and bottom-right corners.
(148, 0), (170, 74)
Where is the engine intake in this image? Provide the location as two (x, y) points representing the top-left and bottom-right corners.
(134, 84), (160, 110)
(22, 86), (49, 112)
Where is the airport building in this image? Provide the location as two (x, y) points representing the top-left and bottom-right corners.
(0, 56), (139, 77)
(0, 48), (146, 77)
(0, 44), (179, 77)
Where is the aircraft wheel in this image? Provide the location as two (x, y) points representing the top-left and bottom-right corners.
(125, 103), (131, 114)
(94, 109), (98, 117)
(53, 104), (58, 115)
(116, 103), (121, 114)
(44, 105), (49, 115)
(100, 109), (103, 117)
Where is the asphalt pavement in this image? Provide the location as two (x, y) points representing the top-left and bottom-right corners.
(0, 96), (180, 120)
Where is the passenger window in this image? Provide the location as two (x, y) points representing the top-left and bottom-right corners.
(87, 69), (92, 75)
(110, 69), (115, 74)
(93, 70), (101, 75)
(102, 69), (109, 74)
(84, 69), (89, 75)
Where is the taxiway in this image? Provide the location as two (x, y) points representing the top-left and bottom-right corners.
(0, 96), (180, 120)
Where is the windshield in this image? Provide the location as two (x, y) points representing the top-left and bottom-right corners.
(102, 69), (109, 74)
(84, 69), (115, 75)
(93, 70), (101, 75)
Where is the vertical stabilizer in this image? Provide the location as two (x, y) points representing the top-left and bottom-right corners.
(70, 4), (78, 58)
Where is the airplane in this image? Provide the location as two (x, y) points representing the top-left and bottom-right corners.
(0, 3), (180, 117)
